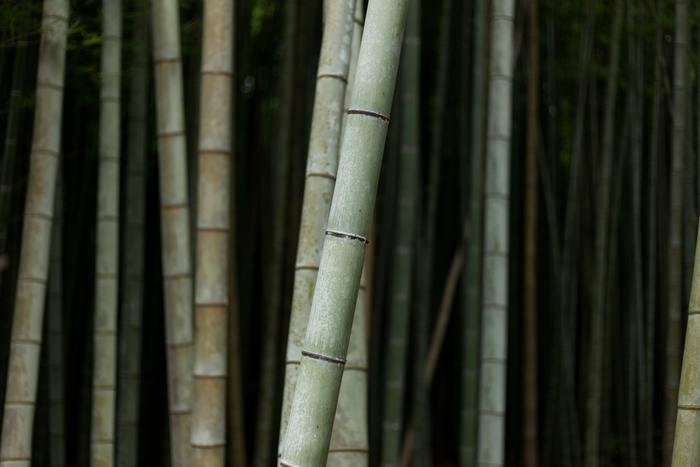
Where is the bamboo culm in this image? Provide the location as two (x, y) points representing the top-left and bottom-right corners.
(151, 0), (194, 463)
(191, 0), (233, 465)
(0, 1), (69, 462)
(461, 0), (486, 462)
(278, 0), (356, 461)
(280, 0), (409, 464)
(477, 0), (515, 465)
(91, 0), (122, 465)
(116, 8), (148, 467)
(664, 0), (689, 463)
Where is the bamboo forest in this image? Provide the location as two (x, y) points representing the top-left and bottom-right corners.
(3, 0), (700, 466)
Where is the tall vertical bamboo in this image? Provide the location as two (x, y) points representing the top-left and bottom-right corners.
(151, 0), (194, 463)
(191, 0), (233, 466)
(48, 176), (65, 467)
(461, 0), (486, 462)
(0, 2), (68, 460)
(253, 2), (297, 463)
(91, 1), (122, 465)
(117, 8), (148, 467)
(380, 0), (421, 463)
(278, 0), (355, 460)
(664, 0), (689, 463)
(477, 0), (514, 465)
(585, 2), (623, 466)
(524, 0), (539, 464)
(671, 221), (700, 467)
(280, 0), (409, 464)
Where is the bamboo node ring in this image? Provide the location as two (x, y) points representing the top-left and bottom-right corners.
(325, 229), (369, 244)
(301, 350), (346, 366)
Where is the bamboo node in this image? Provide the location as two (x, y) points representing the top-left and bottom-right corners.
(301, 350), (346, 366)
(347, 108), (390, 122)
(325, 229), (369, 244)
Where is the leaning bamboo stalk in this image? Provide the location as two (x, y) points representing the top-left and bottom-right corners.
(278, 0), (355, 459)
(116, 8), (148, 467)
(48, 176), (65, 467)
(0, 1), (68, 461)
(664, 0), (689, 463)
(91, 0), (122, 465)
(327, 2), (370, 466)
(151, 0), (194, 464)
(191, 0), (233, 466)
(477, 0), (515, 465)
(671, 221), (700, 467)
(280, 0), (409, 464)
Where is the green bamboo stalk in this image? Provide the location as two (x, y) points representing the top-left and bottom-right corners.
(664, 0), (689, 463)
(280, 1), (409, 464)
(380, 0), (421, 464)
(253, 2), (297, 464)
(278, 0), (355, 460)
(328, 2), (370, 466)
(0, 4), (68, 459)
(116, 8), (148, 467)
(190, 0), (233, 465)
(460, 0), (486, 462)
(48, 176), (65, 467)
(585, 2), (623, 466)
(91, 1), (122, 465)
(671, 221), (700, 466)
(151, 0), (194, 463)
(477, 0), (515, 465)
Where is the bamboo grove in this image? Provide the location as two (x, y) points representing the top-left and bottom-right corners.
(3, 0), (700, 466)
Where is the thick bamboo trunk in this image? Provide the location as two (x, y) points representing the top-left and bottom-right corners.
(48, 177), (65, 467)
(91, 1), (122, 465)
(278, 0), (355, 461)
(524, 0), (539, 464)
(190, 1), (233, 465)
(116, 9), (148, 467)
(477, 0), (515, 465)
(0, 1), (68, 462)
(671, 222), (700, 467)
(280, 0), (409, 464)
(151, 0), (194, 463)
(461, 0), (486, 462)
(585, 2), (623, 466)
(664, 1), (689, 463)
(253, 2), (296, 464)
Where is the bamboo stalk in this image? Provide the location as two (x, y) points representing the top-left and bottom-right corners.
(278, 0), (356, 461)
(116, 7), (148, 467)
(151, 0), (195, 463)
(0, 1), (68, 462)
(476, 0), (515, 464)
(461, 0), (487, 461)
(191, 0), (234, 465)
(280, 0), (409, 464)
